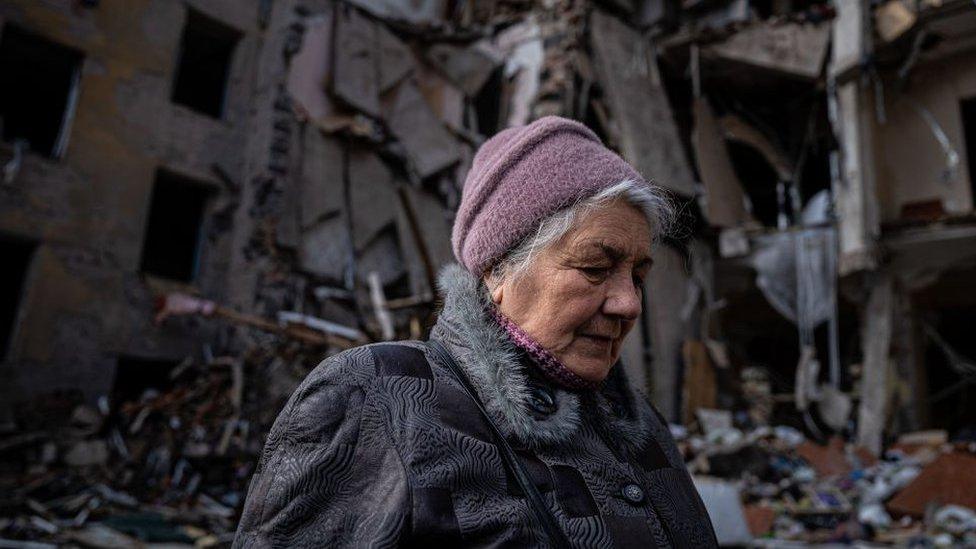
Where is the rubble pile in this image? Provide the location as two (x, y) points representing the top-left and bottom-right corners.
(0, 346), (320, 548)
(681, 411), (976, 546)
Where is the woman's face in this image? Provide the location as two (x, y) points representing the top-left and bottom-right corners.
(489, 201), (652, 382)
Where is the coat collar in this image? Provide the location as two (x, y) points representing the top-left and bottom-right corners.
(430, 263), (657, 453)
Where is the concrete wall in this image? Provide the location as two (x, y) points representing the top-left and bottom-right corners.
(874, 51), (976, 221)
(0, 0), (260, 407)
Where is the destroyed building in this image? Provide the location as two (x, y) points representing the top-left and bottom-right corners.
(2, 0), (976, 546)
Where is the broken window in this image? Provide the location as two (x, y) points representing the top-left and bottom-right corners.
(140, 169), (214, 283)
(961, 97), (976, 200)
(170, 9), (241, 118)
(0, 24), (83, 158)
(0, 235), (35, 359)
(112, 356), (180, 405)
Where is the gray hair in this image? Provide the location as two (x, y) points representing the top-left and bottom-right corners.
(487, 179), (672, 283)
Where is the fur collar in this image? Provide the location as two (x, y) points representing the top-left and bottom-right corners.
(430, 264), (658, 453)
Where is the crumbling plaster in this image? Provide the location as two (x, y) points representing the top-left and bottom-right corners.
(874, 51), (976, 221)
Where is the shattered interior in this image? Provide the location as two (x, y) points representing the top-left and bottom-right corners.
(1, 0), (976, 545)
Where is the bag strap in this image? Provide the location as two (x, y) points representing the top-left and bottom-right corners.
(426, 340), (570, 548)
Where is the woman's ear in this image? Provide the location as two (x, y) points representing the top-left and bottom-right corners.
(482, 273), (504, 305)
(490, 283), (503, 305)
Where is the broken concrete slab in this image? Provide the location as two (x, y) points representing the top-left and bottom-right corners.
(298, 215), (350, 282)
(376, 22), (414, 93)
(348, 148), (399, 249)
(415, 64), (465, 130)
(356, 224), (406, 288)
(692, 97), (755, 228)
(286, 12), (334, 123)
(332, 4), (381, 118)
(381, 78), (460, 179)
(425, 42), (500, 97)
(589, 11), (696, 196)
(285, 12), (377, 137)
(299, 128), (344, 230)
(708, 21), (830, 80)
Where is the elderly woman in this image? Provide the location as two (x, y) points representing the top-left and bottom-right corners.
(234, 116), (717, 547)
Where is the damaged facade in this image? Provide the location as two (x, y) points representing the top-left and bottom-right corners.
(2, 0), (976, 545)
(0, 1), (257, 414)
(679, 0), (976, 453)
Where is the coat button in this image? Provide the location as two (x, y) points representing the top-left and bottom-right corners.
(527, 386), (556, 416)
(621, 483), (645, 504)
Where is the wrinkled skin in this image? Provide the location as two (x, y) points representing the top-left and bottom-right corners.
(486, 200), (652, 382)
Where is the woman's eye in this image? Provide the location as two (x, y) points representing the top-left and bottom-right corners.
(579, 266), (609, 278)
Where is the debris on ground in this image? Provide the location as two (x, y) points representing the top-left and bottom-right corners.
(0, 347), (319, 547)
(683, 423), (976, 545)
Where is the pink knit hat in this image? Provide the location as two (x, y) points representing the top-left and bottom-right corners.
(452, 116), (647, 276)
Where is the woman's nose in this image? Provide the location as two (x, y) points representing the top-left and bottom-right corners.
(602, 272), (642, 320)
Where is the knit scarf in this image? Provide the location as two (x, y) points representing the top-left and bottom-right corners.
(491, 308), (601, 391)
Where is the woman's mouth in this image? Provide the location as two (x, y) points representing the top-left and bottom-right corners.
(577, 334), (615, 354)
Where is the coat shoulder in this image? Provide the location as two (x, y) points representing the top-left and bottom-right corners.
(302, 341), (427, 386)
(235, 343), (417, 547)
(298, 340), (431, 392)
(274, 341), (434, 442)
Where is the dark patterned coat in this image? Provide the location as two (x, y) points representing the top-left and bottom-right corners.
(234, 265), (717, 548)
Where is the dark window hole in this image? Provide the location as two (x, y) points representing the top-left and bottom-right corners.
(0, 234), (35, 358)
(0, 24), (83, 158)
(171, 9), (241, 118)
(140, 169), (214, 282)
